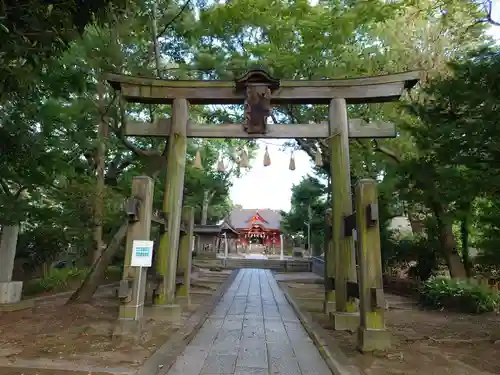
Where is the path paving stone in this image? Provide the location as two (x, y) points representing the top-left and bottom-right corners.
(166, 269), (332, 375)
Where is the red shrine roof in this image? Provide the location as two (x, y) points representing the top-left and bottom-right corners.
(246, 212), (268, 224)
(228, 209), (281, 230)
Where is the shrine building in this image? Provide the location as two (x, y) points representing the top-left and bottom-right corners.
(227, 209), (282, 248)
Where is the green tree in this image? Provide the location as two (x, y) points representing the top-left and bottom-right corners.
(281, 175), (327, 255)
(407, 46), (500, 273)
(0, 0), (129, 100)
(182, 0), (489, 278)
(1, 0), (257, 301)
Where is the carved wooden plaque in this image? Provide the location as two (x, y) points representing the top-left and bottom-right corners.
(235, 69), (280, 135)
(244, 85), (271, 134)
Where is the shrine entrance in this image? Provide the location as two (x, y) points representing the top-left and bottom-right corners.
(229, 209), (281, 255)
(248, 227), (265, 244)
(107, 68), (419, 352)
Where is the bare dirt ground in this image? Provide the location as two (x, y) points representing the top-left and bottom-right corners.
(0, 370), (113, 375)
(0, 268), (231, 375)
(277, 273), (500, 375)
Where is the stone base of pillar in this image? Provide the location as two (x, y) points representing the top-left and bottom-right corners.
(357, 327), (391, 352)
(331, 312), (360, 332)
(0, 299), (34, 312)
(0, 281), (33, 312)
(323, 290), (336, 314)
(150, 303), (182, 322)
(176, 295), (190, 308)
(0, 281), (23, 304)
(113, 317), (146, 340)
(119, 303), (144, 321)
(323, 300), (336, 314)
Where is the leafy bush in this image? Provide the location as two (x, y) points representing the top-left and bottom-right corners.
(474, 197), (500, 268)
(419, 277), (500, 313)
(16, 226), (73, 275)
(23, 267), (88, 296)
(382, 231), (441, 281)
(383, 275), (419, 297)
(104, 265), (123, 281)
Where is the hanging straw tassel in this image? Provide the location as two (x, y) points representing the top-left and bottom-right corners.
(239, 148), (249, 168)
(263, 146), (271, 167)
(289, 152), (296, 171)
(193, 148), (203, 169)
(315, 147), (323, 167)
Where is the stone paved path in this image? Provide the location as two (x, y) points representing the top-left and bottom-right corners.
(166, 268), (332, 375)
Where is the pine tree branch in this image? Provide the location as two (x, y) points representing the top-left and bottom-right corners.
(294, 138), (315, 159)
(105, 154), (134, 185)
(14, 186), (27, 199)
(481, 0), (500, 26)
(156, 0), (192, 39)
(356, 139), (402, 164)
(373, 139), (402, 163)
(0, 179), (12, 196)
(109, 116), (159, 158)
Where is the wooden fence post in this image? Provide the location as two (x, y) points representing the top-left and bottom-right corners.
(355, 179), (390, 352)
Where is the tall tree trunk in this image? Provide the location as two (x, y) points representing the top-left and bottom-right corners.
(67, 220), (128, 304)
(460, 216), (473, 278)
(0, 224), (20, 282)
(151, 1), (161, 77)
(326, 175), (331, 207)
(432, 202), (467, 279)
(201, 190), (211, 225)
(91, 76), (107, 265)
(195, 190), (212, 253)
(439, 223), (467, 279)
(407, 211), (425, 234)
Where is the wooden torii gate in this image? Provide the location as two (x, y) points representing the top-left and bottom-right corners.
(107, 69), (419, 351)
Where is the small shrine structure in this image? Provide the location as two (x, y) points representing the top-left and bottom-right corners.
(228, 209), (281, 251)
